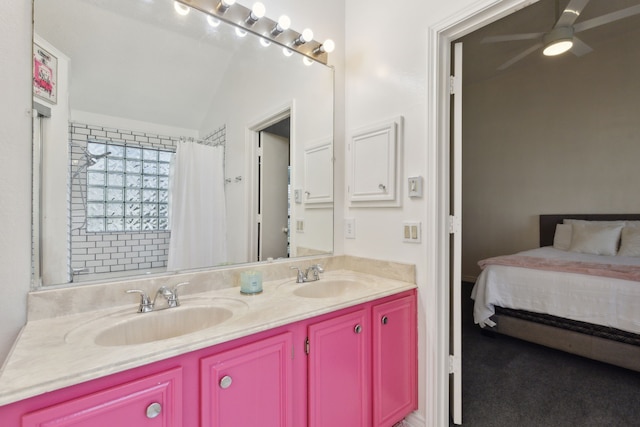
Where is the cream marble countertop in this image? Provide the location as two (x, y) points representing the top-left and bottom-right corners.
(0, 268), (416, 406)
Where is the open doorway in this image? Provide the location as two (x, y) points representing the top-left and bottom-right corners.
(438, 0), (640, 425)
(428, 1), (537, 425)
(258, 117), (291, 261)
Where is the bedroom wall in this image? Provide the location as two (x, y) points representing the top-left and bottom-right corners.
(462, 27), (640, 281)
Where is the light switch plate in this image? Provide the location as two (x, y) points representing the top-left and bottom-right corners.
(344, 218), (356, 239)
(408, 176), (423, 198)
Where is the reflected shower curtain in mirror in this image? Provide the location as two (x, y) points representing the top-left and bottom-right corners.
(167, 141), (227, 271)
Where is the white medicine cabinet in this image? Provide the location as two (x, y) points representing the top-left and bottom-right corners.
(348, 117), (403, 207)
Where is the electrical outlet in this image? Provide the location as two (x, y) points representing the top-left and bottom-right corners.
(403, 221), (421, 243)
(296, 220), (304, 233)
(344, 218), (356, 239)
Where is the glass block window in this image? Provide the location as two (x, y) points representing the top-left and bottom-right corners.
(86, 142), (173, 233)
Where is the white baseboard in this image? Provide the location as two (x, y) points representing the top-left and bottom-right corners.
(403, 411), (426, 427)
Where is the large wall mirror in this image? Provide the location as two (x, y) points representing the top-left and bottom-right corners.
(33, 0), (334, 287)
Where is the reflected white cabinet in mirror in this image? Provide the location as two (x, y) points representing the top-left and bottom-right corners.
(304, 140), (333, 205)
(32, 0), (334, 287)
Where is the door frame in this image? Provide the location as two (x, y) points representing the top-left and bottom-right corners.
(427, 0), (537, 425)
(246, 101), (295, 263)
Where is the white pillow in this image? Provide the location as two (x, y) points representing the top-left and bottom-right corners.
(618, 226), (640, 257)
(563, 219), (626, 227)
(552, 224), (572, 250)
(568, 222), (623, 256)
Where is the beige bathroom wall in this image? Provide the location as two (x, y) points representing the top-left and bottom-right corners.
(462, 28), (640, 281)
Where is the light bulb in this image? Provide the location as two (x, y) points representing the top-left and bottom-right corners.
(260, 38), (271, 47)
(282, 48), (293, 57)
(207, 16), (221, 27)
(251, 2), (265, 19)
(294, 28), (313, 46)
(174, 1), (190, 16)
(271, 15), (291, 37)
(314, 39), (335, 55)
(218, 0), (235, 13)
(246, 2), (265, 25)
(236, 27), (247, 38)
(301, 28), (313, 43)
(322, 39), (335, 53)
(303, 57), (314, 66)
(278, 15), (291, 31)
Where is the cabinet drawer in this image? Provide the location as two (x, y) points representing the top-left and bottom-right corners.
(22, 367), (182, 427)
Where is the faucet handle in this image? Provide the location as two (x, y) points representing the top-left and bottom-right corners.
(126, 289), (153, 313)
(311, 264), (324, 273)
(290, 266), (305, 283)
(172, 281), (189, 295)
(169, 282), (189, 307)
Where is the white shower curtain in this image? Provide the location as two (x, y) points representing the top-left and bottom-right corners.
(167, 141), (227, 271)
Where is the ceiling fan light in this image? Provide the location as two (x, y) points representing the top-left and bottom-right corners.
(542, 26), (574, 56)
(543, 40), (573, 56)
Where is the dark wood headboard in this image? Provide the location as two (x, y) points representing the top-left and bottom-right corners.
(539, 214), (640, 247)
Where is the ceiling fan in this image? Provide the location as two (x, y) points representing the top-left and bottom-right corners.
(482, 0), (640, 70)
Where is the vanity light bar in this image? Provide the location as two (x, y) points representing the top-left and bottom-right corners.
(175, 0), (331, 65)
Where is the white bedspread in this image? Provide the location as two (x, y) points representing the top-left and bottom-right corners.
(471, 247), (640, 334)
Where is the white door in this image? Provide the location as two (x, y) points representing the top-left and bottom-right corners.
(450, 41), (463, 425)
(259, 132), (290, 260)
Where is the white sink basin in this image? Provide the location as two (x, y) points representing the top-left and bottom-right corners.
(94, 306), (233, 346)
(293, 279), (367, 298)
(65, 297), (248, 347)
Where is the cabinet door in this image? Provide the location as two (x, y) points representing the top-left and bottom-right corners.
(349, 117), (403, 207)
(308, 309), (370, 427)
(372, 294), (417, 427)
(201, 332), (293, 427)
(22, 368), (182, 427)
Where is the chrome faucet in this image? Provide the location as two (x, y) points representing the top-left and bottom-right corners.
(126, 282), (188, 313)
(290, 264), (324, 283)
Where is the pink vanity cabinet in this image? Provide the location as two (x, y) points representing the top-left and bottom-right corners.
(306, 291), (417, 427)
(372, 293), (418, 427)
(0, 289), (416, 427)
(200, 332), (295, 427)
(308, 308), (371, 426)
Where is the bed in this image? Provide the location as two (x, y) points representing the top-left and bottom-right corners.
(471, 214), (640, 372)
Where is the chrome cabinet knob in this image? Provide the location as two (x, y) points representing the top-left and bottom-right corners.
(146, 402), (162, 419)
(219, 375), (233, 389)
(354, 324), (362, 334)
(381, 315), (389, 325)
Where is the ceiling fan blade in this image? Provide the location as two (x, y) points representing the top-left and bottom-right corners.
(497, 43), (543, 71)
(555, 0), (590, 28)
(570, 36), (593, 57)
(482, 33), (543, 43)
(574, 4), (640, 33)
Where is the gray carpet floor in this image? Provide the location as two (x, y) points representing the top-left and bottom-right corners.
(453, 282), (640, 426)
